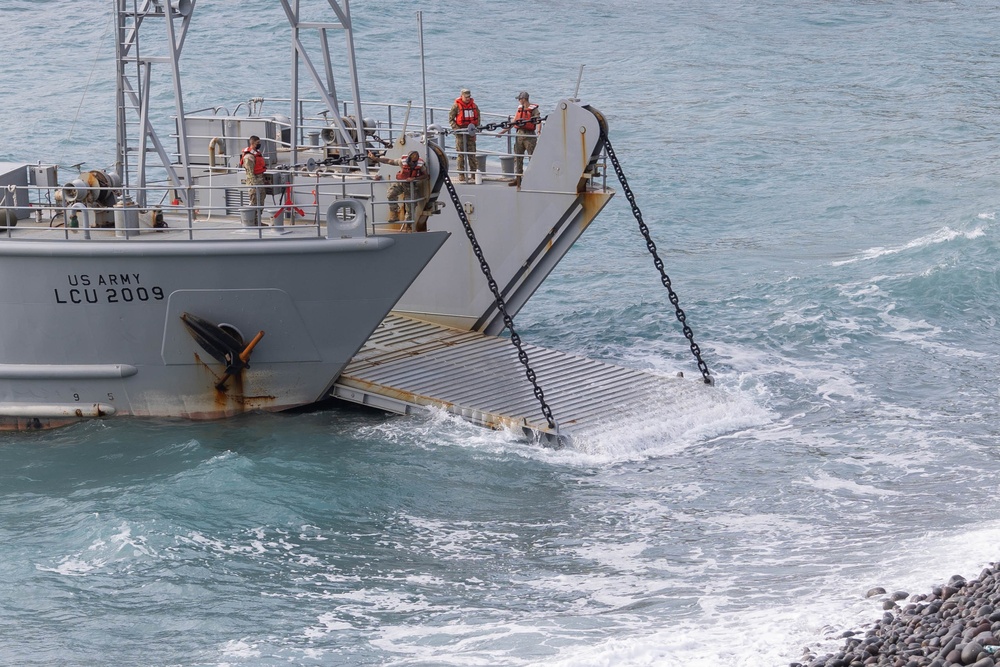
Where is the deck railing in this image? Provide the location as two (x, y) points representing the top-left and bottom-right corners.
(0, 98), (610, 241)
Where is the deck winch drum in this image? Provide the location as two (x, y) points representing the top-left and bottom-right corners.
(62, 170), (121, 207)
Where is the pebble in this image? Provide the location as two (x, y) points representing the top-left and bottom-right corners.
(792, 563), (1000, 667)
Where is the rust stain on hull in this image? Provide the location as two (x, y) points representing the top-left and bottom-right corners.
(0, 416), (74, 432)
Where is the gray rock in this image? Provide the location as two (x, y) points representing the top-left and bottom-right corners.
(799, 565), (1000, 667)
(962, 642), (984, 664)
(940, 637), (960, 656)
(974, 631), (996, 645)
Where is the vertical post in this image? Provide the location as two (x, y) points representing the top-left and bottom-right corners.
(136, 61), (152, 207)
(114, 0), (127, 184)
(342, 0), (368, 159)
(290, 0), (300, 217)
(418, 11), (428, 165)
(573, 64), (585, 101)
(163, 0), (194, 229)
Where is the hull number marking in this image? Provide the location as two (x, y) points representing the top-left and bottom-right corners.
(55, 274), (165, 305)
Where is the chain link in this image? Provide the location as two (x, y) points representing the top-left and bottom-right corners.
(441, 173), (561, 439)
(603, 135), (714, 385)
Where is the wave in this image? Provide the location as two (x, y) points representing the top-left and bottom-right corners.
(831, 225), (987, 267)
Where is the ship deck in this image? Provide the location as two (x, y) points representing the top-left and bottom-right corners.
(0, 170), (526, 243)
(332, 314), (721, 447)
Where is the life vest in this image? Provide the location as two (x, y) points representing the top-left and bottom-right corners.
(453, 97), (480, 127)
(514, 103), (539, 132)
(396, 157), (425, 180)
(241, 147), (266, 175)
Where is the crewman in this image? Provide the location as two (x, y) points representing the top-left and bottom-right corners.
(500, 91), (541, 187)
(448, 88), (480, 182)
(241, 135), (266, 225)
(370, 150), (428, 224)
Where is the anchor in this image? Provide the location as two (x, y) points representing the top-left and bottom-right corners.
(180, 312), (265, 390)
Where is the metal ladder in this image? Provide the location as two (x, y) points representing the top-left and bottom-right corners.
(112, 0), (194, 212)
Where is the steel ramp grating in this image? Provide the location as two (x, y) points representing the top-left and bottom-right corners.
(332, 314), (717, 444)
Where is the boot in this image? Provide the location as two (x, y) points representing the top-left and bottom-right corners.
(508, 176), (521, 188)
(387, 209), (400, 223)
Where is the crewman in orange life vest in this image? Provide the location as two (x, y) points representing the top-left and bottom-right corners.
(448, 88), (480, 182)
(241, 135), (267, 225)
(499, 91), (541, 187)
(369, 150), (428, 225)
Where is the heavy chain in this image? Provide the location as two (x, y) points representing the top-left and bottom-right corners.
(296, 117), (547, 168)
(436, 115), (548, 136)
(442, 173), (561, 439)
(603, 135), (714, 385)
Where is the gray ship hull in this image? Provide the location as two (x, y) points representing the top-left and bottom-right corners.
(0, 231), (447, 430)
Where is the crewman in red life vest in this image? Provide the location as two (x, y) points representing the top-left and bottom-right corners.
(448, 88), (480, 182)
(499, 91), (541, 188)
(370, 150), (428, 225)
(241, 135), (267, 225)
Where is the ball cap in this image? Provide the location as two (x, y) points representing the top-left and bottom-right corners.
(517, 91), (529, 100)
(460, 88), (471, 95)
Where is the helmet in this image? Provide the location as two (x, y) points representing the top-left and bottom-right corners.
(407, 151), (420, 162)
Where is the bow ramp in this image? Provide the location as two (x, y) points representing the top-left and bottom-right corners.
(331, 315), (723, 446)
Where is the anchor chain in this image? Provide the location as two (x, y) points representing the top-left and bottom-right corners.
(435, 115), (549, 136)
(299, 152), (369, 169)
(441, 173), (560, 438)
(297, 116), (547, 168)
(602, 134), (714, 385)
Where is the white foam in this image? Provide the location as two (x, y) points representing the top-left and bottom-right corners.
(797, 470), (902, 497)
(36, 557), (101, 576)
(303, 612), (353, 639)
(34, 519), (158, 576)
(831, 225), (986, 266)
(878, 306), (987, 358)
(219, 639), (261, 659)
(533, 521), (1000, 667)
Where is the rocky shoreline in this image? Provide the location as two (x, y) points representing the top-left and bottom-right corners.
(792, 563), (1000, 667)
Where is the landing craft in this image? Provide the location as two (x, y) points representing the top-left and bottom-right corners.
(1, 0), (716, 443)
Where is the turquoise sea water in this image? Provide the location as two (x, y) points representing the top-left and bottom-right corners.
(3, 1), (1000, 665)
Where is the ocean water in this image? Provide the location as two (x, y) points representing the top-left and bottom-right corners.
(2, 1), (1000, 665)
